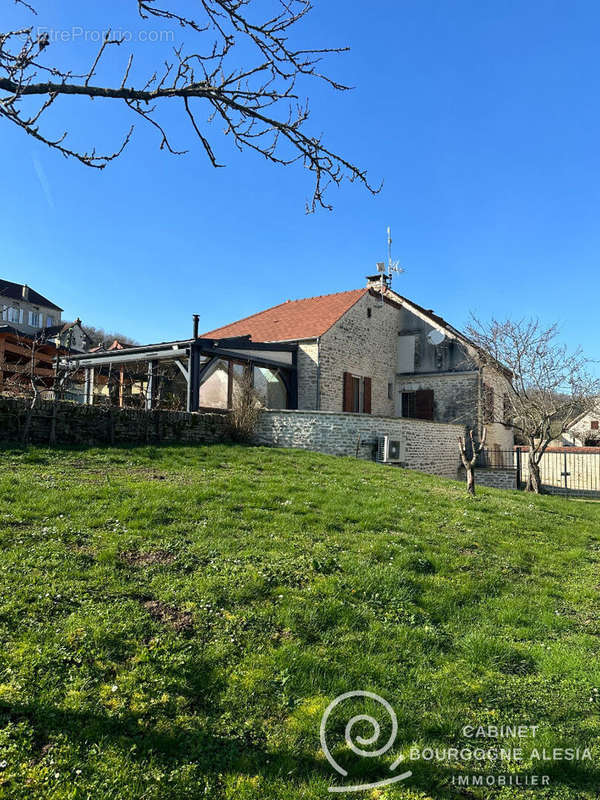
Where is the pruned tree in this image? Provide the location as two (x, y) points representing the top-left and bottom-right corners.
(467, 316), (600, 493)
(1, 1), (378, 211)
(458, 427), (487, 496)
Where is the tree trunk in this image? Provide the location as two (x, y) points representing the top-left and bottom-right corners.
(527, 457), (542, 493)
(466, 465), (476, 496)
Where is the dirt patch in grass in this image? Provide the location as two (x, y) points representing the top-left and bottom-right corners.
(121, 549), (175, 567)
(143, 600), (194, 632)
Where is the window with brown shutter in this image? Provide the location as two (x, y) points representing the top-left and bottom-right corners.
(415, 388), (434, 420)
(363, 377), (372, 414)
(342, 371), (354, 412)
(592, 421), (599, 430)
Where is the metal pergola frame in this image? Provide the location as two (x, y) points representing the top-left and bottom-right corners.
(60, 335), (298, 412)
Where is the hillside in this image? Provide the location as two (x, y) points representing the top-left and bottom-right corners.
(0, 444), (599, 799)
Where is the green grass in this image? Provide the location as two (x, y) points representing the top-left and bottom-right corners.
(0, 444), (599, 799)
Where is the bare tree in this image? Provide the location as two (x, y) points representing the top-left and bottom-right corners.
(467, 317), (600, 493)
(458, 427), (487, 496)
(0, 1), (379, 211)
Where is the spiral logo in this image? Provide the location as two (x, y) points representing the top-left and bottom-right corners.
(320, 690), (412, 793)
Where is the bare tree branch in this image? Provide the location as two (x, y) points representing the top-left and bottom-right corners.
(1, 1), (380, 210)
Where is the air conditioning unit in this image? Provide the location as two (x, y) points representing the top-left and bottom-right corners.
(376, 435), (404, 464)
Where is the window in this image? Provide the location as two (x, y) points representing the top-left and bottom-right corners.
(387, 382), (393, 400)
(401, 389), (434, 420)
(8, 306), (21, 324)
(342, 372), (372, 414)
(367, 307), (372, 319)
(46, 315), (55, 327)
(28, 310), (41, 327)
(591, 421), (599, 430)
(402, 391), (417, 418)
(352, 376), (361, 412)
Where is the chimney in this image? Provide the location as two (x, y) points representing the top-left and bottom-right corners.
(22, 284), (29, 301)
(365, 273), (390, 291)
(192, 314), (200, 339)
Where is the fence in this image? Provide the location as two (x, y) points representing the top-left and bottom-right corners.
(474, 447), (600, 498)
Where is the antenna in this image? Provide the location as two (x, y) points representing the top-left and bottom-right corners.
(386, 226), (405, 283)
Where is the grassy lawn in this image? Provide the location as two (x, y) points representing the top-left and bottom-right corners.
(0, 444), (599, 799)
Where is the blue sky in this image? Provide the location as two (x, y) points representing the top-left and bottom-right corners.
(1, 1), (598, 363)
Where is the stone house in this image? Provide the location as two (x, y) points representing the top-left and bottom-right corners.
(558, 405), (600, 447)
(203, 276), (514, 450)
(0, 279), (62, 334)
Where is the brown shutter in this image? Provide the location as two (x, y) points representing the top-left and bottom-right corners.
(415, 388), (434, 420)
(363, 377), (372, 414)
(343, 371), (353, 412)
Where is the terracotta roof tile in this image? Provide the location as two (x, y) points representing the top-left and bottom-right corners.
(202, 288), (368, 342)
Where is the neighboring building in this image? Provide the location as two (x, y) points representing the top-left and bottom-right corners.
(0, 280), (92, 395)
(44, 319), (92, 353)
(559, 405), (600, 447)
(0, 280), (62, 334)
(202, 276), (514, 450)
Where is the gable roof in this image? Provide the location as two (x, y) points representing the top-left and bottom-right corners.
(0, 279), (62, 312)
(202, 288), (368, 342)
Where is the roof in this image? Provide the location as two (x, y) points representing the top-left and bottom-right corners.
(0, 279), (62, 312)
(202, 288), (368, 341)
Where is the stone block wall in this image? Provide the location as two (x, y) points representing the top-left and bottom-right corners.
(296, 341), (319, 410)
(255, 409), (466, 479)
(0, 397), (229, 447)
(318, 292), (399, 417)
(0, 398), (467, 482)
(395, 371), (480, 428)
(458, 466), (518, 490)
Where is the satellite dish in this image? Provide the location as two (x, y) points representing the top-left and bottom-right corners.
(427, 329), (445, 346)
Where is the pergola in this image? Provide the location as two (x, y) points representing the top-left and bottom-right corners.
(61, 335), (298, 411)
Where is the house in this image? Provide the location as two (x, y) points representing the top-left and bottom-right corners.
(558, 405), (600, 447)
(44, 319), (92, 353)
(0, 280), (62, 333)
(0, 280), (92, 396)
(202, 276), (514, 450)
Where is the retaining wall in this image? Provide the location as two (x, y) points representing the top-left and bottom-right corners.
(0, 396), (229, 446)
(0, 398), (466, 481)
(255, 409), (465, 479)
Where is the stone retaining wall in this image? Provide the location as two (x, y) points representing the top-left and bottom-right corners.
(460, 467), (518, 490)
(0, 398), (466, 481)
(0, 397), (229, 446)
(256, 409), (465, 479)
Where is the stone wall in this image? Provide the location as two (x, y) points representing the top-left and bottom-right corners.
(458, 466), (518, 490)
(0, 396), (229, 446)
(0, 397), (467, 482)
(296, 341), (319, 410)
(395, 371), (480, 429)
(481, 366), (515, 451)
(256, 409), (466, 479)
(318, 292), (399, 417)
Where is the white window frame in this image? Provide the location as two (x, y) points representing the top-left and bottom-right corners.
(8, 306), (21, 324)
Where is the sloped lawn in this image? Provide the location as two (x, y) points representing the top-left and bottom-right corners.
(0, 444), (599, 799)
